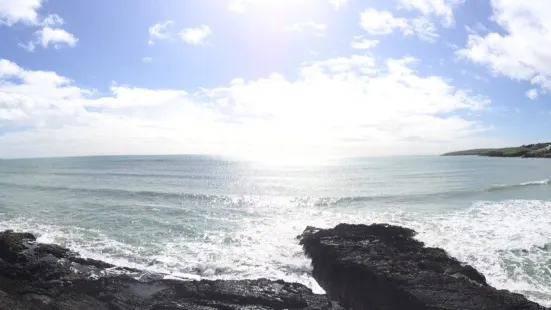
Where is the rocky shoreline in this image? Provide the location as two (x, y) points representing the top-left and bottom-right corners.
(0, 224), (547, 309)
(0, 230), (340, 309)
(301, 224), (547, 310)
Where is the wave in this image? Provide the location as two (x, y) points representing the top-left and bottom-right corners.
(487, 179), (550, 192)
(0, 181), (218, 201)
(0, 181), (476, 207)
(304, 192), (472, 206)
(0, 178), (549, 208)
(0, 170), (216, 180)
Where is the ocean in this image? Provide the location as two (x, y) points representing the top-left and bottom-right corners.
(0, 155), (550, 305)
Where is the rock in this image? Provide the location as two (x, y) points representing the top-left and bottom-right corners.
(3, 224), (545, 310)
(300, 223), (547, 310)
(70, 256), (115, 269)
(0, 231), (35, 263)
(0, 230), (341, 310)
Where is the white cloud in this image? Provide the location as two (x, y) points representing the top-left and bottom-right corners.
(328, 0), (347, 10)
(36, 27), (78, 48)
(186, 56), (493, 158)
(0, 54), (495, 159)
(351, 38), (380, 49)
(359, 9), (439, 42)
(90, 85), (187, 109)
(465, 22), (490, 35)
(1, 1), (75, 52)
(526, 89), (539, 100)
(0, 60), (228, 158)
(411, 16), (438, 42)
(0, 59), (90, 130)
(18, 41), (36, 52)
(0, 59), (22, 76)
(446, 42), (459, 50)
(458, 1), (551, 95)
(180, 25), (212, 46)
(142, 57), (153, 62)
(360, 9), (411, 35)
(301, 55), (377, 73)
(286, 22), (327, 36)
(0, 0), (42, 25)
(42, 14), (64, 27)
(19, 27), (78, 51)
(148, 20), (174, 45)
(0, 1), (68, 29)
(396, 0), (464, 27)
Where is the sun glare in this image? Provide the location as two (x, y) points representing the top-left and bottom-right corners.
(229, 148), (338, 167)
(239, 0), (314, 13)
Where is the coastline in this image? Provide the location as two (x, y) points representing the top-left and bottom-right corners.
(0, 224), (546, 309)
(442, 143), (551, 158)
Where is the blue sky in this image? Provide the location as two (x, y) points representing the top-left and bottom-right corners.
(0, 0), (550, 160)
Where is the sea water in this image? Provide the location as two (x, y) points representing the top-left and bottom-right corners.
(0, 155), (550, 305)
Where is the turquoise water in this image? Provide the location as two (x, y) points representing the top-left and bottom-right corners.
(0, 155), (550, 305)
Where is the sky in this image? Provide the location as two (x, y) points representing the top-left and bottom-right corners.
(0, 0), (550, 160)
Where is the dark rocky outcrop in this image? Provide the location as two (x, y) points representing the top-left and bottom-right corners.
(300, 224), (547, 310)
(0, 230), (341, 309)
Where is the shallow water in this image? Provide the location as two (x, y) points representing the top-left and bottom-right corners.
(0, 155), (550, 305)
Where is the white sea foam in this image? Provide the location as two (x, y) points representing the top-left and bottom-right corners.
(1, 198), (550, 306)
(488, 179), (551, 192)
(520, 179), (551, 186)
(386, 200), (551, 306)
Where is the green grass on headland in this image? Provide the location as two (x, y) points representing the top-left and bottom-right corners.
(442, 143), (551, 158)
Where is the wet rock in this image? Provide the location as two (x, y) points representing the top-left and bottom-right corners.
(70, 256), (115, 269)
(0, 230), (35, 263)
(301, 223), (547, 310)
(0, 230), (340, 310)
